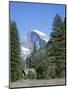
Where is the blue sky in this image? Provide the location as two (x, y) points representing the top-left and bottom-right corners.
(10, 2), (65, 42)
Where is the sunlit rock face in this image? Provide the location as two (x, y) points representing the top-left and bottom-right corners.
(27, 29), (49, 49)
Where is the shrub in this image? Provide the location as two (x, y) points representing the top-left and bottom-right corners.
(47, 63), (56, 78)
(28, 70), (37, 79)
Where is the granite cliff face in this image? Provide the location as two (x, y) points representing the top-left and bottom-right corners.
(21, 29), (49, 60)
(27, 29), (49, 49)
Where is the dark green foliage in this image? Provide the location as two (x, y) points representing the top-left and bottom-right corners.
(47, 63), (56, 78)
(10, 20), (22, 82)
(47, 14), (66, 78)
(36, 64), (45, 79)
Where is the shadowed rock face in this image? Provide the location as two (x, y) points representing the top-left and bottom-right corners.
(27, 30), (49, 49)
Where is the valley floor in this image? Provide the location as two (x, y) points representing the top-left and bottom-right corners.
(10, 78), (65, 88)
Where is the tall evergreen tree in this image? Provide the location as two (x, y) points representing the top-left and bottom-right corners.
(47, 14), (66, 78)
(10, 20), (22, 82)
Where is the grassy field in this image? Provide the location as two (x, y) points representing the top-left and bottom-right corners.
(10, 78), (65, 88)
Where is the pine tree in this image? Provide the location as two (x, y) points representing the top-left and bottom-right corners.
(47, 14), (66, 78)
(10, 20), (22, 82)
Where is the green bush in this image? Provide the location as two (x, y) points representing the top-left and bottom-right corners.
(28, 70), (37, 79)
(47, 63), (56, 78)
(42, 71), (50, 79)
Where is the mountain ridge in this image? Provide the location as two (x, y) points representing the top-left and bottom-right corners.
(21, 29), (49, 60)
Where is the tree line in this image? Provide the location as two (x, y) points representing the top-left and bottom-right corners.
(26, 14), (66, 79)
(10, 14), (66, 82)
